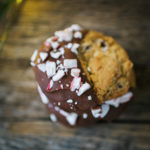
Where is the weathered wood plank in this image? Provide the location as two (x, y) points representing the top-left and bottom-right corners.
(0, 121), (150, 150)
(0, 0), (150, 65)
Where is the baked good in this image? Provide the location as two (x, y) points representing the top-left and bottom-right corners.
(30, 24), (135, 127)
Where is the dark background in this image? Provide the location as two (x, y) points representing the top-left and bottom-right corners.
(0, 0), (150, 150)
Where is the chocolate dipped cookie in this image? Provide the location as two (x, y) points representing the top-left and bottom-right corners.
(30, 24), (135, 127)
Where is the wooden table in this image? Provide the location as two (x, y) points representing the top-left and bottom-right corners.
(0, 0), (150, 149)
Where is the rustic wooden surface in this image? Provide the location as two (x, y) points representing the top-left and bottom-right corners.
(0, 0), (150, 150)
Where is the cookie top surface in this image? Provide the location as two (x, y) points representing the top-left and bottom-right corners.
(30, 24), (135, 104)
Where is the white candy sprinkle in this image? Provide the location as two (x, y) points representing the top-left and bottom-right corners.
(71, 68), (80, 77)
(60, 84), (63, 89)
(50, 51), (62, 59)
(52, 70), (65, 81)
(66, 113), (78, 126)
(88, 95), (92, 100)
(31, 50), (38, 62)
(91, 104), (110, 118)
(37, 63), (46, 72)
(40, 52), (48, 61)
(50, 114), (57, 122)
(46, 61), (56, 78)
(37, 84), (49, 104)
(83, 113), (88, 119)
(67, 99), (73, 103)
(51, 42), (59, 49)
(70, 77), (81, 91)
(58, 102), (61, 106)
(87, 67), (91, 72)
(64, 59), (77, 68)
(66, 84), (69, 87)
(74, 101), (78, 105)
(74, 31), (82, 39)
(71, 43), (80, 55)
(77, 82), (91, 96)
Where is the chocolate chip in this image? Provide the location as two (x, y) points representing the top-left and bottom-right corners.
(117, 83), (123, 88)
(101, 41), (106, 47)
(85, 45), (91, 50)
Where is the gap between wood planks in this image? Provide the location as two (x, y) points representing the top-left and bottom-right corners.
(0, 117), (150, 124)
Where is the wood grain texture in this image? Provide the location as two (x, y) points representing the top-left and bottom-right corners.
(0, 0), (150, 149)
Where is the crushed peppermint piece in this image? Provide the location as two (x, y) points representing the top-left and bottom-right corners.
(105, 92), (133, 108)
(30, 62), (36, 67)
(71, 24), (81, 31)
(50, 51), (62, 59)
(31, 50), (38, 62)
(46, 61), (56, 78)
(64, 68), (68, 73)
(56, 60), (61, 65)
(55, 29), (72, 42)
(40, 52), (48, 61)
(77, 82), (91, 96)
(64, 59), (77, 68)
(66, 112), (78, 126)
(74, 31), (82, 39)
(83, 113), (88, 119)
(37, 63), (46, 72)
(44, 41), (51, 47)
(88, 95), (92, 100)
(51, 36), (58, 41)
(52, 70), (65, 81)
(51, 41), (59, 49)
(47, 80), (54, 90)
(59, 47), (65, 55)
(71, 68), (80, 77)
(70, 77), (81, 91)
(37, 84), (49, 104)
(71, 43), (80, 55)
(50, 114), (57, 122)
(67, 99), (73, 103)
(91, 104), (110, 118)
(119, 92), (133, 104)
(57, 64), (64, 70)
(105, 98), (120, 108)
(65, 43), (72, 49)
(54, 106), (78, 126)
